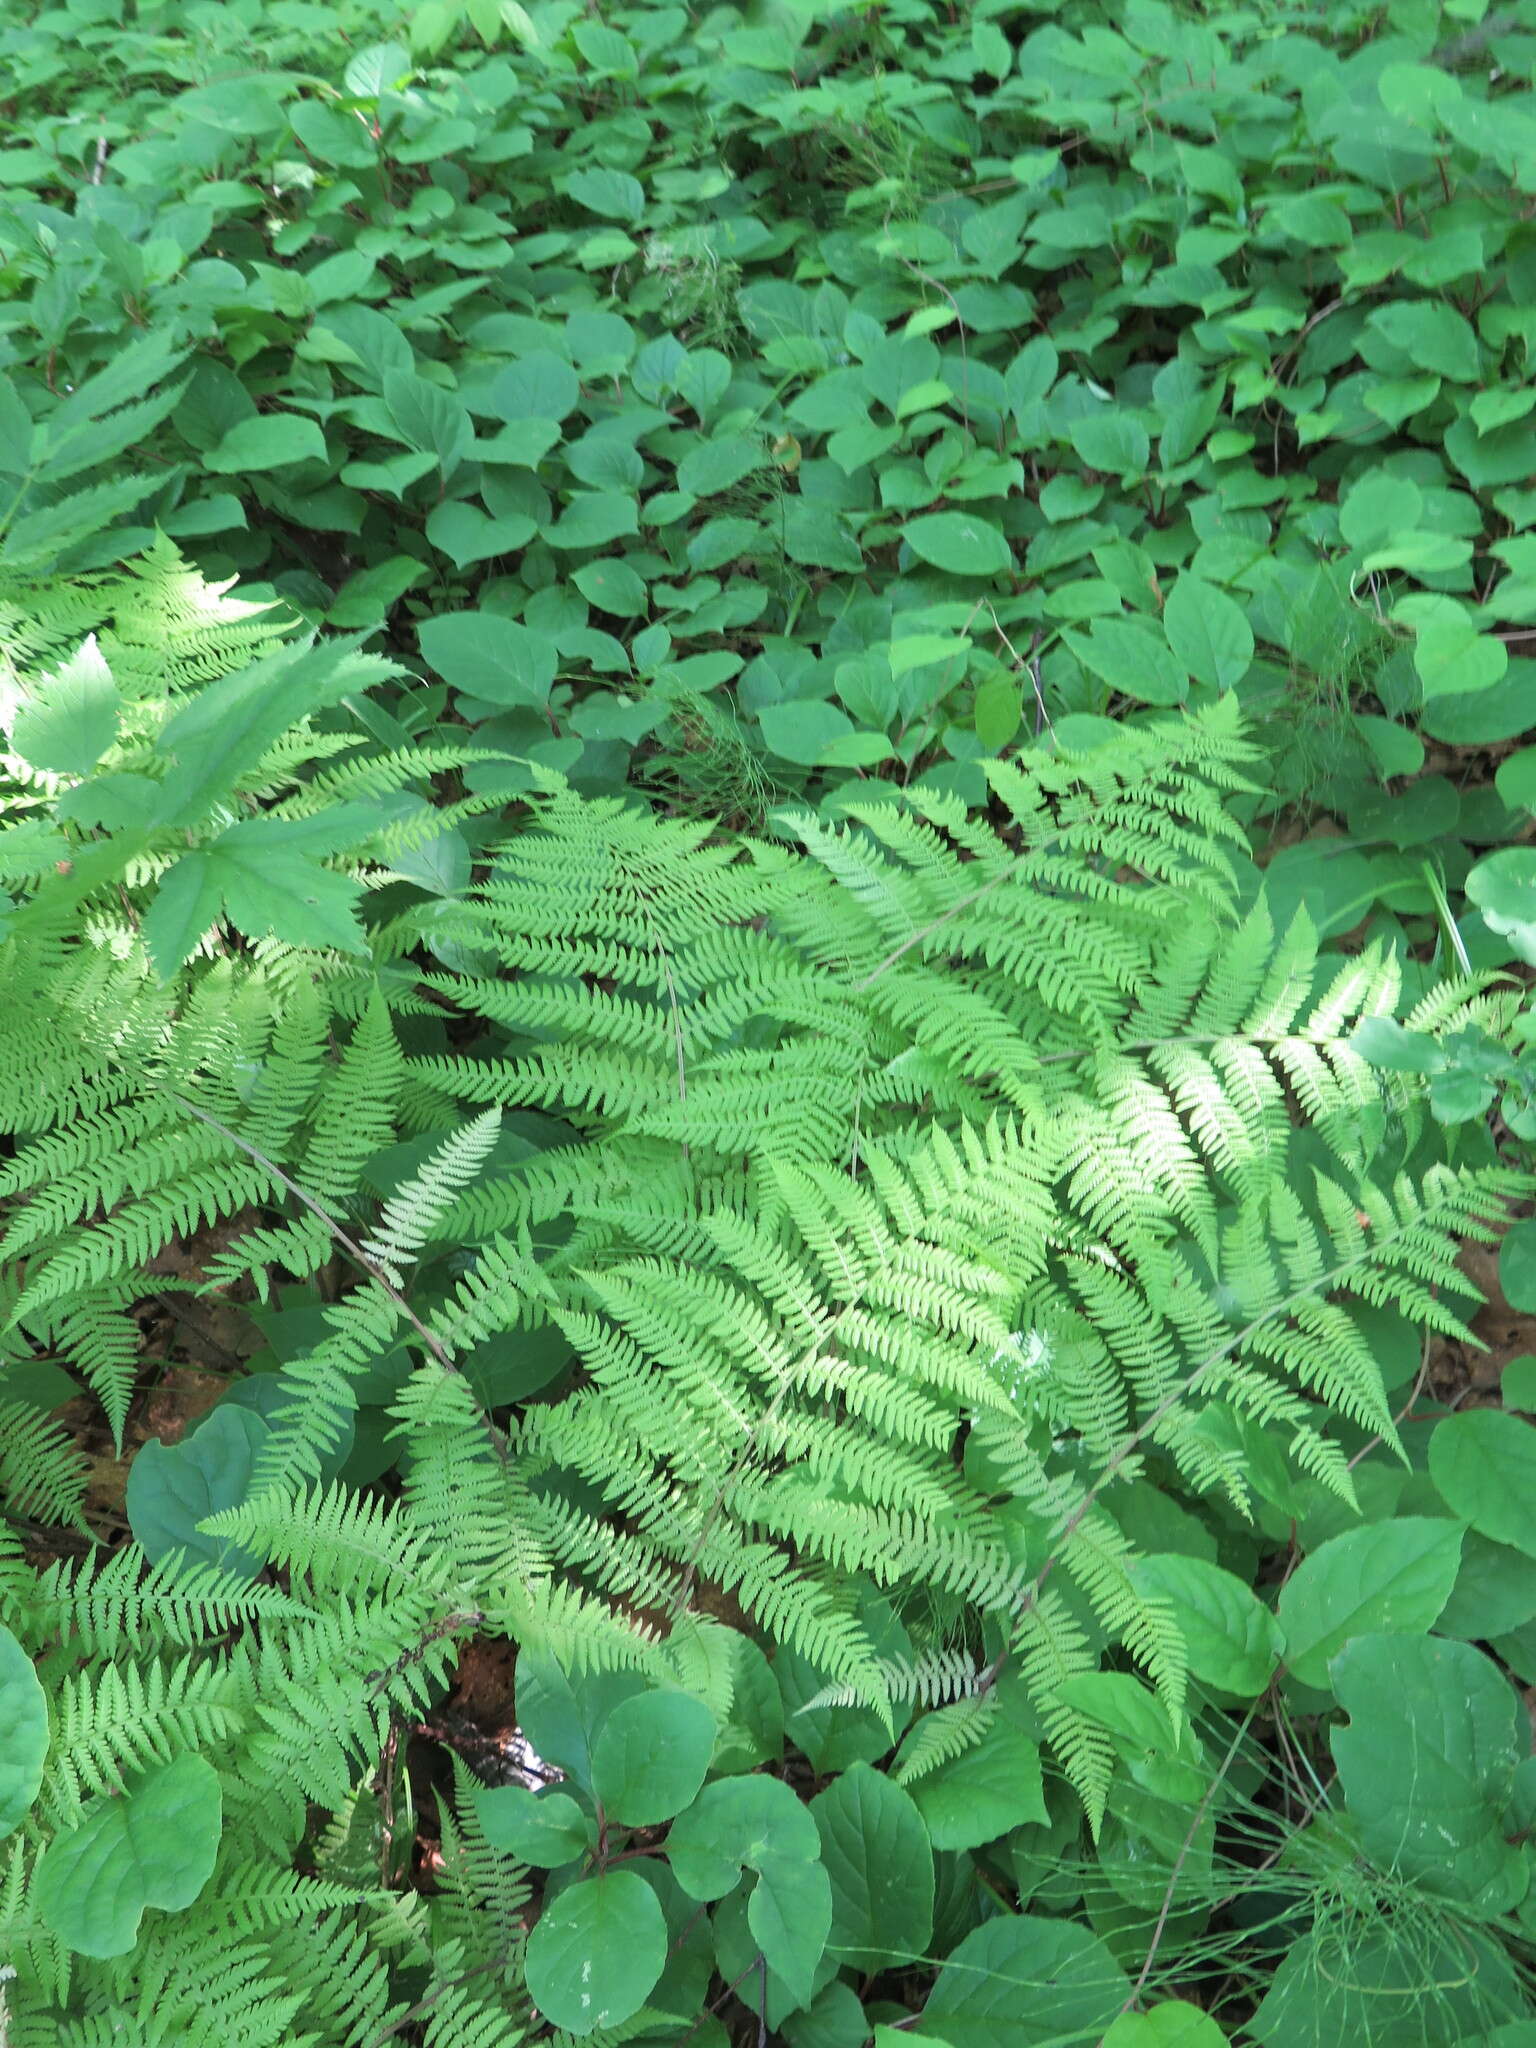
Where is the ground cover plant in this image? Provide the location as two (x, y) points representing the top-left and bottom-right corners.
(10, 0), (1536, 2043)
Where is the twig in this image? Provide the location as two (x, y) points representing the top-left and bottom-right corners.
(89, 131), (108, 184)
(1123, 1706), (1256, 2009)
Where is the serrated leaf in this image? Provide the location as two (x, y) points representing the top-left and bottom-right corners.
(1277, 1519), (1461, 1689)
(1130, 1554), (1283, 1697)
(10, 634), (119, 775)
(1429, 1407), (1536, 1555)
(1332, 1633), (1525, 1915)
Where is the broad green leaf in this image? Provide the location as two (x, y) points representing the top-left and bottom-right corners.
(126, 1405), (270, 1579)
(1130, 1554), (1284, 1696)
(488, 352), (581, 422)
(569, 171), (647, 225)
(1332, 1633), (1526, 1915)
(1367, 300), (1481, 381)
(471, 1785), (589, 1867)
(143, 853), (225, 977)
(907, 1717), (1047, 1850)
(973, 673), (1022, 750)
(1503, 1356), (1536, 1411)
(750, 1853), (833, 2009)
(677, 434), (762, 498)
(418, 611), (557, 707)
(924, 1916), (1129, 2047)
(901, 513), (1011, 578)
(1351, 1017), (1444, 1074)
(381, 369), (472, 476)
(591, 1691), (716, 1825)
(426, 501), (536, 568)
(547, 492), (639, 550)
(344, 42), (410, 96)
(758, 698), (856, 766)
(1068, 410), (1149, 475)
(0, 373), (35, 474)
(1163, 577), (1253, 691)
(327, 556), (427, 628)
(204, 816), (370, 956)
(1467, 849), (1536, 962)
(0, 1625), (47, 1837)
(573, 558), (648, 617)
(33, 1753), (223, 1958)
(1103, 2002), (1229, 2046)
(204, 413), (327, 473)
(811, 1762), (933, 1973)
(1414, 623), (1507, 700)
(525, 1870), (666, 2037)
(1063, 617), (1187, 706)
(667, 1773), (822, 1901)
(10, 634), (119, 775)
(514, 1652), (648, 1797)
(1277, 1518), (1461, 1689)
(1429, 1407), (1536, 1556)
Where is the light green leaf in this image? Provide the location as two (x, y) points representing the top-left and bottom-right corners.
(1163, 576), (1253, 691)
(525, 1871), (666, 2037)
(33, 1753), (223, 1958)
(418, 611), (557, 707)
(758, 699), (855, 766)
(344, 42), (410, 96)
(1332, 1633), (1526, 1915)
(750, 1853), (833, 2010)
(0, 1625), (47, 1838)
(205, 413), (327, 473)
(126, 1404), (270, 1579)
(205, 818), (370, 956)
(1467, 849), (1536, 961)
(1103, 2004), (1229, 2047)
(907, 1718), (1046, 1850)
(381, 369), (472, 476)
(1069, 410), (1150, 476)
(547, 492), (639, 551)
(489, 352), (581, 423)
(677, 435), (762, 498)
(1063, 617), (1187, 706)
(1277, 1518), (1461, 1689)
(1130, 1554), (1283, 1697)
(901, 513), (1012, 578)
(1429, 1407), (1536, 1556)
(471, 1785), (589, 1867)
(10, 634), (119, 776)
(924, 1916), (1129, 2047)
(812, 1762), (933, 1973)
(426, 501), (536, 569)
(1368, 300), (1481, 381)
(1415, 623), (1507, 700)
(143, 853), (225, 976)
(591, 1691), (716, 1826)
(667, 1773), (822, 1902)
(573, 558), (647, 618)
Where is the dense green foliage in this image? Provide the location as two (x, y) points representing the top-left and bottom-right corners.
(10, 0), (1536, 2043)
